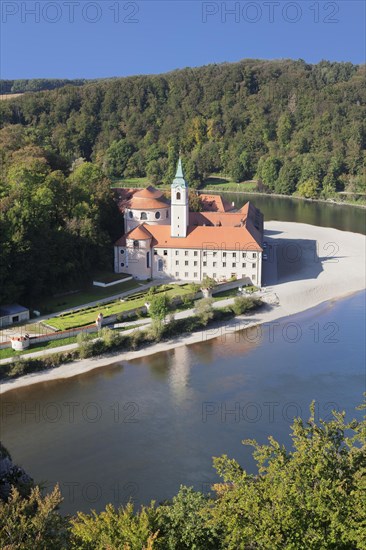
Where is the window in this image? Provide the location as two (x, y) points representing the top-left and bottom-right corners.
(120, 262), (125, 267)
(203, 251), (207, 256)
(194, 261), (197, 266)
(242, 252), (246, 258)
(176, 260), (179, 266)
(252, 263), (256, 268)
(185, 272), (188, 278)
(253, 253), (257, 258)
(203, 262), (207, 267)
(223, 262), (226, 267)
(185, 251), (188, 256)
(185, 261), (188, 266)
(233, 252), (236, 258)
(166, 210), (169, 218)
(155, 211), (161, 220)
(128, 211), (133, 218)
(133, 240), (139, 249)
(120, 249), (124, 254)
(140, 212), (147, 220)
(158, 259), (163, 272)
(176, 192), (181, 200)
(194, 272), (198, 278)
(213, 262), (216, 267)
(154, 250), (158, 255)
(213, 252), (217, 257)
(163, 250), (168, 256)
(146, 252), (150, 269)
(175, 250), (179, 256)
(223, 252), (226, 257)
(232, 263), (236, 268)
(194, 251), (198, 256)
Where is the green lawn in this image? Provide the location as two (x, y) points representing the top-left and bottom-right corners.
(47, 284), (194, 331)
(37, 277), (142, 314)
(200, 175), (258, 192)
(111, 177), (149, 188)
(0, 335), (78, 360)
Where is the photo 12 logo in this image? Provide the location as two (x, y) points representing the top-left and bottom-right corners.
(201, 2), (340, 24)
(1, 1), (140, 24)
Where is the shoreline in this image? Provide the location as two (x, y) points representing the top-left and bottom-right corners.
(0, 291), (362, 396)
(1, 221), (365, 394)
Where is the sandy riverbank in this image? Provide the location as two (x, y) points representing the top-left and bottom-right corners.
(1, 221), (365, 394)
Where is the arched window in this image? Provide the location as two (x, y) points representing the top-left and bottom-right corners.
(158, 259), (164, 272)
(128, 211), (133, 219)
(176, 192), (181, 200)
(120, 249), (124, 254)
(140, 212), (147, 220)
(155, 211), (161, 220)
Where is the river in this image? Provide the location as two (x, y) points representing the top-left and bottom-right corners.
(0, 198), (365, 515)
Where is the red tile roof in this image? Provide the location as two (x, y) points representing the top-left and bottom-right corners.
(120, 224), (262, 251)
(189, 211), (245, 227)
(199, 193), (234, 212)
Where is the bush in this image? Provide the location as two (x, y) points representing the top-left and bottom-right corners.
(231, 296), (261, 315)
(194, 298), (214, 326)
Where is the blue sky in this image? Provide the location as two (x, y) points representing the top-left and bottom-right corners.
(1, 1), (365, 79)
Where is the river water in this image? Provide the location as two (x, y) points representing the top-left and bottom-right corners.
(0, 198), (365, 515)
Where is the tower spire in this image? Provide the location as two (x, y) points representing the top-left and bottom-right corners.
(175, 157), (184, 179)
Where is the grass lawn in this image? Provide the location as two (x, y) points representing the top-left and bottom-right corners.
(36, 277), (142, 314)
(200, 176), (258, 193)
(212, 288), (240, 301)
(47, 284), (194, 331)
(0, 335), (78, 360)
(111, 177), (149, 188)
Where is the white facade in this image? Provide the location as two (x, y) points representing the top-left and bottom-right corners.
(125, 206), (170, 233)
(114, 245), (262, 285)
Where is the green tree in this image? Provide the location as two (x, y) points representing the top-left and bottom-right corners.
(297, 178), (319, 198)
(148, 293), (170, 323)
(210, 403), (366, 549)
(0, 486), (68, 549)
(194, 298), (214, 326)
(104, 139), (134, 177)
(157, 486), (220, 549)
(70, 502), (159, 550)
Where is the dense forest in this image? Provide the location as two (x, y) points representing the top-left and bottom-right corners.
(1, 404), (365, 549)
(0, 78), (87, 94)
(1, 59), (365, 304)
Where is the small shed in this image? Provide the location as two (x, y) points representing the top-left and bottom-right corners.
(0, 305), (30, 328)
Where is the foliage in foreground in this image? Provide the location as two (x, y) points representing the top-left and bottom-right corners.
(0, 402), (365, 549)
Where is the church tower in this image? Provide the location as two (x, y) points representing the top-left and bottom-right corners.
(171, 158), (189, 237)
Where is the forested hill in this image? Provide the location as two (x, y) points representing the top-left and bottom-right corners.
(1, 59), (365, 195)
(0, 78), (88, 94)
(0, 59), (365, 304)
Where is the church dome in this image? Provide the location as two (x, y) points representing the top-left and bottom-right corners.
(129, 185), (169, 210)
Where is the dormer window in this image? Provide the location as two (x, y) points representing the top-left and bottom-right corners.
(133, 240), (139, 249)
